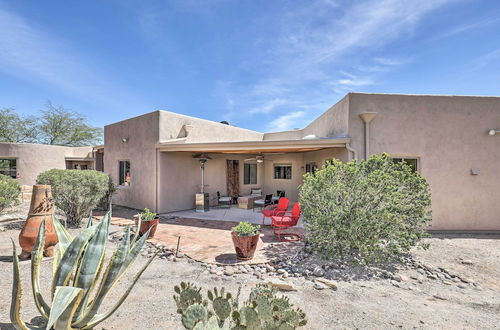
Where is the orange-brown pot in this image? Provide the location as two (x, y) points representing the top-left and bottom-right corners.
(231, 232), (260, 260)
(19, 185), (58, 259)
(134, 216), (160, 238)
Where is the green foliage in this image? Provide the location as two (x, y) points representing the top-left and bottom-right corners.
(231, 222), (260, 237)
(37, 169), (110, 227)
(0, 108), (38, 143)
(0, 174), (20, 214)
(173, 282), (307, 329)
(0, 102), (102, 146)
(299, 153), (432, 264)
(38, 101), (103, 146)
(140, 208), (157, 221)
(97, 174), (116, 210)
(10, 212), (156, 329)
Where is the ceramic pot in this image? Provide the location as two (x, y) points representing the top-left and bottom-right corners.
(134, 216), (160, 238)
(231, 232), (259, 260)
(18, 185), (58, 259)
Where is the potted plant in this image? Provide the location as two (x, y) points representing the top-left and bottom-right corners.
(231, 221), (260, 260)
(134, 208), (160, 238)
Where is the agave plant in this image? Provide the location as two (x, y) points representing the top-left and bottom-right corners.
(11, 212), (156, 329)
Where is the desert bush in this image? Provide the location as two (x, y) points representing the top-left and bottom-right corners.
(174, 282), (306, 329)
(0, 174), (20, 214)
(37, 169), (110, 227)
(97, 174), (116, 210)
(299, 153), (432, 264)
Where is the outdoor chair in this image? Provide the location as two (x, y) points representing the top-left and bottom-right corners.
(217, 191), (232, 208)
(253, 194), (273, 212)
(272, 190), (285, 204)
(261, 197), (289, 225)
(271, 202), (301, 242)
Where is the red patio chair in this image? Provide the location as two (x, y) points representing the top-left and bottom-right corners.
(271, 202), (301, 242)
(261, 197), (289, 225)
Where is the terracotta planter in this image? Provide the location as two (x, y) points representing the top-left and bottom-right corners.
(134, 216), (160, 238)
(231, 232), (260, 260)
(19, 185), (58, 259)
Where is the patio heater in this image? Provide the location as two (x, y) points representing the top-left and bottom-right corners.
(193, 153), (211, 212)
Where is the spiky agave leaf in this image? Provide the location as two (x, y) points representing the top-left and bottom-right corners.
(51, 214), (73, 276)
(73, 212), (110, 319)
(51, 224), (99, 293)
(82, 251), (158, 329)
(132, 214), (142, 245)
(30, 219), (51, 319)
(10, 240), (43, 330)
(47, 286), (83, 330)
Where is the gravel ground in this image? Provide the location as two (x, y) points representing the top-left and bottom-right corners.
(0, 208), (499, 329)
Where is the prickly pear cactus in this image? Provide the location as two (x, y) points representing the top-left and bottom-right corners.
(182, 303), (208, 329)
(174, 282), (204, 313)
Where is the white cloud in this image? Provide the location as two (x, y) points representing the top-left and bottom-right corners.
(337, 78), (373, 87)
(249, 98), (287, 114)
(0, 4), (143, 112)
(268, 111), (306, 131)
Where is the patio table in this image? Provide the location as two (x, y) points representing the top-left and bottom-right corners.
(237, 195), (262, 209)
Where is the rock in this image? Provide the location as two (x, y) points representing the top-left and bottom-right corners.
(433, 295), (447, 300)
(427, 274), (438, 280)
(176, 252), (185, 258)
(442, 280), (453, 286)
(277, 268), (287, 274)
(265, 264), (275, 272)
(390, 280), (401, 288)
(216, 271), (224, 276)
(313, 266), (325, 277)
(270, 282), (297, 291)
(316, 278), (338, 290)
(423, 264), (436, 272)
(224, 267), (235, 276)
(314, 282), (327, 290)
(461, 259), (473, 265)
(461, 278), (474, 284)
(457, 284), (467, 289)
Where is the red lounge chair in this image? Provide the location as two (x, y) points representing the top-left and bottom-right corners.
(261, 197), (289, 225)
(271, 202), (301, 242)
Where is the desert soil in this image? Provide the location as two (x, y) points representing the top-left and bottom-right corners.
(0, 205), (499, 329)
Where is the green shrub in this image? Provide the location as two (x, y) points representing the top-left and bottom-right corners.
(97, 174), (116, 210)
(231, 221), (260, 236)
(174, 282), (306, 329)
(0, 174), (20, 214)
(299, 153), (432, 264)
(140, 208), (157, 221)
(36, 169), (110, 227)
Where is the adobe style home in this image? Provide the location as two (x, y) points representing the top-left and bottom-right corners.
(102, 93), (500, 232)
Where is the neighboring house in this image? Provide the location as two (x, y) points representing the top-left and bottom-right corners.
(0, 142), (96, 185)
(104, 92), (500, 232)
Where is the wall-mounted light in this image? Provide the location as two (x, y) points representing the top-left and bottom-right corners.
(122, 137), (129, 143)
(488, 129), (500, 136)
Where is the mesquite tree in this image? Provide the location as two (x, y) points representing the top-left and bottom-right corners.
(299, 153), (432, 264)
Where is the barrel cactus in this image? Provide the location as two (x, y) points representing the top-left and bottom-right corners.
(10, 211), (156, 329)
(173, 282), (307, 329)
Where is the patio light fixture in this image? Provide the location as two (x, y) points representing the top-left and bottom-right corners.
(488, 129), (500, 136)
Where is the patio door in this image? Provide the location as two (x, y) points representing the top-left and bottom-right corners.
(226, 160), (239, 197)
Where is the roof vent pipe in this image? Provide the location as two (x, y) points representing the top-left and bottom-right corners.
(359, 112), (378, 160)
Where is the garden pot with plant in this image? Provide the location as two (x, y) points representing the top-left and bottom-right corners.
(134, 208), (160, 238)
(231, 222), (260, 260)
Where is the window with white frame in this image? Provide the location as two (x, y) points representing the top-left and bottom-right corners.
(274, 164), (292, 180)
(0, 158), (17, 178)
(118, 160), (131, 185)
(244, 163), (257, 185)
(393, 157), (419, 172)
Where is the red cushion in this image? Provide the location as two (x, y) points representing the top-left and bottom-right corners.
(262, 209), (276, 217)
(271, 216), (294, 226)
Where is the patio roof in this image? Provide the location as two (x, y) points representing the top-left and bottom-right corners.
(156, 137), (350, 153)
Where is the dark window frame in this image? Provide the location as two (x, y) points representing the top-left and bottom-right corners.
(393, 157), (419, 172)
(118, 160), (131, 186)
(243, 163), (257, 185)
(0, 158), (17, 178)
(273, 164), (292, 180)
(305, 162), (317, 175)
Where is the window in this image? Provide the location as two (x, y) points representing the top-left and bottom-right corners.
(274, 164), (292, 180)
(244, 163), (257, 185)
(118, 160), (131, 186)
(305, 162), (317, 174)
(0, 158), (17, 178)
(393, 157), (419, 172)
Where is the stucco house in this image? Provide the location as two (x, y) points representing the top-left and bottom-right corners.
(104, 92), (500, 232)
(0, 142), (96, 186)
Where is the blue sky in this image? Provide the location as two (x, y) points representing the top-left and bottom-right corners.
(1, 0), (499, 132)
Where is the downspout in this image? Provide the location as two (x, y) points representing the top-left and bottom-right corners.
(346, 143), (358, 161)
(155, 148), (159, 213)
(359, 112), (378, 160)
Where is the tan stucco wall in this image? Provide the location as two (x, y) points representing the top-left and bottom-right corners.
(0, 143), (93, 185)
(158, 111), (263, 143)
(347, 93), (500, 231)
(104, 111), (160, 211)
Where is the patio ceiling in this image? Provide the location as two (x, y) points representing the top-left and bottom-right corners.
(156, 137), (350, 154)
